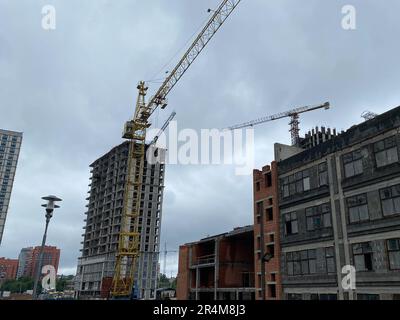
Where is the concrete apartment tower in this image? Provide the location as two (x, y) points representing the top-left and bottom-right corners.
(16, 247), (33, 279)
(0, 129), (22, 245)
(75, 142), (165, 300)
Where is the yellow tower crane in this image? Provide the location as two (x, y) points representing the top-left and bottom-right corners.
(111, 0), (242, 299)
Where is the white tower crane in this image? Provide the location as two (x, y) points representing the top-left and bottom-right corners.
(227, 102), (330, 145)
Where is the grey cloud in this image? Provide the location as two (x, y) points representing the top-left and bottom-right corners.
(1, 0), (400, 275)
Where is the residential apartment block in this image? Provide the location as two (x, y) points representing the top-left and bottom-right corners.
(28, 246), (60, 278)
(0, 129), (22, 244)
(16, 247), (33, 279)
(176, 226), (255, 300)
(0, 257), (18, 281)
(277, 106), (400, 300)
(75, 142), (165, 300)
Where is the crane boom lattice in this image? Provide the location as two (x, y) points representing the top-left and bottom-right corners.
(227, 102), (330, 146)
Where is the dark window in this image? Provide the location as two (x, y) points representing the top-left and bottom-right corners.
(320, 294), (337, 300)
(343, 149), (363, 178)
(318, 162), (328, 186)
(380, 185), (400, 217)
(287, 249), (316, 276)
(266, 243), (275, 258)
(266, 207), (273, 221)
(306, 203), (332, 231)
(281, 170), (311, 198)
(374, 136), (398, 168)
(357, 294), (380, 300)
(287, 293), (302, 300)
(311, 294), (337, 300)
(255, 182), (260, 191)
(353, 242), (373, 271)
(268, 284), (277, 298)
(282, 176), (289, 198)
(285, 212), (298, 235)
(387, 239), (400, 270)
(256, 202), (263, 216)
(347, 194), (369, 223)
(265, 172), (272, 187)
(325, 247), (336, 273)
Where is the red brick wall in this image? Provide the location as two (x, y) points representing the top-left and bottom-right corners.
(253, 162), (282, 300)
(28, 246), (60, 277)
(176, 245), (190, 300)
(218, 233), (254, 288)
(0, 257), (18, 280)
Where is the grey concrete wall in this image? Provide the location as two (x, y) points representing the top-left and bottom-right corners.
(278, 106), (400, 300)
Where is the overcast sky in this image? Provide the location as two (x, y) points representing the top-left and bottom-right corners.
(1, 0), (400, 276)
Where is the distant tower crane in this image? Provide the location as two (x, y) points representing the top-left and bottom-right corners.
(227, 102), (330, 145)
(161, 242), (178, 277)
(111, 0), (242, 299)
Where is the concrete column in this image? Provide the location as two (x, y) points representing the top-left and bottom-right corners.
(334, 155), (354, 300)
(195, 267), (199, 301)
(214, 238), (219, 300)
(327, 155), (344, 300)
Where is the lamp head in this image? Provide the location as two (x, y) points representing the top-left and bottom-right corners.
(41, 195), (62, 211)
(262, 252), (274, 262)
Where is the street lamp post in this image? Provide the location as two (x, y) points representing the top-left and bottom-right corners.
(32, 195), (62, 300)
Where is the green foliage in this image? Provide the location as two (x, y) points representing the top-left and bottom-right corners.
(158, 274), (177, 289)
(0, 277), (34, 293)
(56, 274), (74, 292)
(170, 277), (177, 290)
(0, 274), (74, 294)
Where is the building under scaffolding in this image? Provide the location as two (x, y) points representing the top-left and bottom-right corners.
(74, 142), (165, 300)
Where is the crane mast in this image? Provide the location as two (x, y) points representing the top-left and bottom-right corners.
(227, 102), (330, 145)
(111, 0), (242, 298)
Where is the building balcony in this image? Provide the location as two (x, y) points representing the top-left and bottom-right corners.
(191, 254), (216, 267)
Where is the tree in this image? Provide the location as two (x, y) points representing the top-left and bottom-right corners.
(170, 277), (177, 290)
(158, 274), (177, 289)
(0, 277), (35, 293)
(56, 274), (74, 292)
(158, 274), (170, 288)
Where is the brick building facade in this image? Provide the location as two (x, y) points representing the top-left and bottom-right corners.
(0, 257), (18, 280)
(176, 226), (255, 300)
(28, 246), (60, 278)
(253, 162), (282, 299)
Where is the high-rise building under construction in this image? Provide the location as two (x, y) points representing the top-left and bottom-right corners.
(75, 142), (165, 299)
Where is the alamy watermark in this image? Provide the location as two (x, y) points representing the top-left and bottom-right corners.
(342, 265), (356, 290)
(146, 121), (255, 176)
(342, 5), (357, 30)
(42, 5), (56, 30)
(41, 265), (56, 291)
